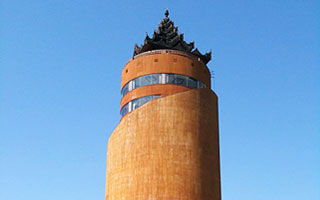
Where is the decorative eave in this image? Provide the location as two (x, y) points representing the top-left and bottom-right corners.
(133, 9), (212, 64)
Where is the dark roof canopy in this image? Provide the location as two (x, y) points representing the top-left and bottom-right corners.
(133, 9), (212, 64)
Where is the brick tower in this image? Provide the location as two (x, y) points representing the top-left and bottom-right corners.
(106, 10), (221, 200)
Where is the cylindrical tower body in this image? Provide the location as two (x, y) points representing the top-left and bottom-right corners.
(106, 11), (221, 200)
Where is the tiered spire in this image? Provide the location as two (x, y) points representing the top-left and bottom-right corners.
(133, 9), (212, 64)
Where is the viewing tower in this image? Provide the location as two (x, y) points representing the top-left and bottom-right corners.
(106, 10), (221, 200)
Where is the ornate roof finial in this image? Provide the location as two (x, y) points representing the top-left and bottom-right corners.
(133, 10), (212, 64)
(165, 9), (169, 18)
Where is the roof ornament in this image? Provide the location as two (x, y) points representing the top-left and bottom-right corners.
(133, 9), (212, 64)
(165, 9), (169, 18)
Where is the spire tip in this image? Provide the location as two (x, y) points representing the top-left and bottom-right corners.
(165, 9), (169, 18)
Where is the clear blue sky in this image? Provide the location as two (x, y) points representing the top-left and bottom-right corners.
(0, 0), (319, 199)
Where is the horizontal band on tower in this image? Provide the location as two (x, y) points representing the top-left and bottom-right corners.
(121, 73), (207, 97)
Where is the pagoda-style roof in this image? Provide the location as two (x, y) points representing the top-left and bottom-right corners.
(133, 9), (212, 64)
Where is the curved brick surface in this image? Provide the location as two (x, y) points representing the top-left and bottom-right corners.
(106, 88), (221, 200)
(121, 51), (211, 89)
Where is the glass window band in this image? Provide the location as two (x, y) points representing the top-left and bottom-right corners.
(120, 95), (161, 117)
(121, 73), (207, 96)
